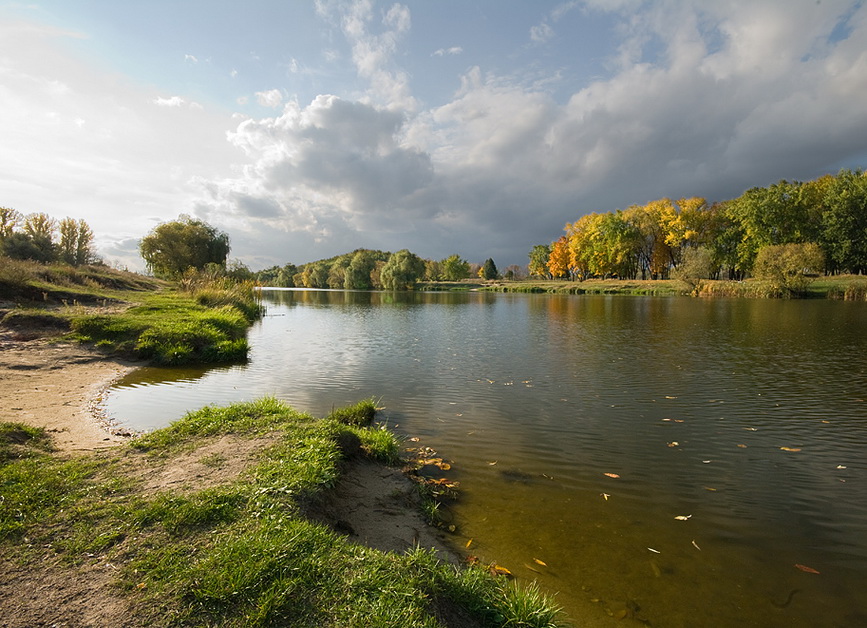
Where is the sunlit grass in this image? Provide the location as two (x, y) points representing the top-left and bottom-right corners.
(0, 399), (567, 627)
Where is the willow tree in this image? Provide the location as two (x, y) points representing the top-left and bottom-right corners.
(139, 216), (230, 279)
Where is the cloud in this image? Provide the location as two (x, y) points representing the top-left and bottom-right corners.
(432, 46), (463, 57)
(319, 0), (416, 111)
(153, 95), (186, 107)
(530, 23), (554, 44)
(184, 54), (198, 63)
(255, 89), (283, 107)
(198, 0), (867, 269)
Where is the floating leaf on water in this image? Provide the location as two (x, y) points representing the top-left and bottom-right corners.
(604, 473), (621, 478)
(743, 427), (758, 431)
(704, 486), (717, 491)
(691, 540), (701, 551)
(795, 563), (820, 574)
(448, 525), (456, 532)
(737, 444), (748, 448)
(667, 441), (679, 447)
(533, 558), (548, 567)
(409, 437), (420, 442)
(674, 515), (692, 520)
(662, 418), (672, 422)
(674, 419), (685, 423)
(780, 447), (802, 452)
(465, 538), (473, 549)
(647, 547), (661, 554)
(836, 465), (847, 469)
(601, 493), (610, 500)
(487, 460), (498, 466)
(665, 395), (678, 399)
(702, 460), (713, 464)
(489, 564), (513, 577)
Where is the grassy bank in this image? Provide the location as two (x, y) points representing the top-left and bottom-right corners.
(464, 275), (867, 299)
(0, 257), (263, 364)
(0, 399), (565, 627)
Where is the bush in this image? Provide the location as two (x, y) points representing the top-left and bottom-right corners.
(753, 243), (824, 297)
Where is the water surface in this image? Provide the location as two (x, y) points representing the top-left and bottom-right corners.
(107, 289), (867, 627)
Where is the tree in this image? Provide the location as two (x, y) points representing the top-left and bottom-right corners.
(424, 259), (444, 282)
(380, 249), (425, 290)
(672, 247), (717, 290)
(58, 217), (96, 266)
(480, 258), (499, 280)
(139, 216), (230, 279)
(0, 207), (21, 239)
(547, 236), (572, 279)
(819, 169), (867, 275)
(345, 250), (377, 289)
(0, 232), (55, 262)
(442, 254), (470, 281)
(528, 244), (551, 278)
(754, 243), (824, 296)
(504, 264), (523, 280)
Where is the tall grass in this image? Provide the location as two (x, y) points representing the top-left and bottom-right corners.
(0, 399), (567, 627)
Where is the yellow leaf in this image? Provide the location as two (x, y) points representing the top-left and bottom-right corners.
(604, 473), (620, 478)
(489, 564), (513, 577)
(465, 538), (473, 549)
(780, 447), (802, 452)
(674, 515), (692, 521)
(533, 558), (548, 567)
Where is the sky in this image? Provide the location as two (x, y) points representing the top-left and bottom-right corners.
(2, 0), (867, 272)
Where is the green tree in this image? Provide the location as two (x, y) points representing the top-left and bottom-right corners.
(0, 232), (55, 262)
(528, 244), (551, 278)
(345, 250), (377, 289)
(442, 254), (470, 281)
(380, 249), (425, 290)
(139, 216), (230, 279)
(480, 258), (499, 280)
(819, 169), (867, 275)
(424, 259), (444, 281)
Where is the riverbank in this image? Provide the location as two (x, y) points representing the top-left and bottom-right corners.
(0, 330), (565, 627)
(421, 274), (867, 299)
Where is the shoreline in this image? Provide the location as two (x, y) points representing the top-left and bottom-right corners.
(0, 332), (137, 452)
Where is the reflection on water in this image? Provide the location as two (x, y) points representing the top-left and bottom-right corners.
(107, 288), (867, 627)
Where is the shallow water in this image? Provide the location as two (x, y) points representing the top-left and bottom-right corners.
(106, 289), (867, 627)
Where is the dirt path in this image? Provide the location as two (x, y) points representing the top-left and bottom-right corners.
(0, 332), (136, 452)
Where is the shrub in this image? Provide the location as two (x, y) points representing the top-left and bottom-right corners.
(753, 243), (824, 297)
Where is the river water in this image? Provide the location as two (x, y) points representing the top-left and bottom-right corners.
(106, 289), (867, 627)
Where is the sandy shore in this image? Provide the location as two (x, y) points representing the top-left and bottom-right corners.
(0, 332), (136, 452)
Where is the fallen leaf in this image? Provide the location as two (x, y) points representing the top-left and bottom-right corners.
(836, 465), (847, 469)
(601, 493), (610, 500)
(409, 437), (420, 442)
(533, 558), (548, 567)
(702, 460), (713, 464)
(795, 564), (820, 574)
(489, 564), (513, 577)
(704, 486), (717, 492)
(465, 539), (473, 549)
(665, 395), (678, 399)
(604, 473), (621, 478)
(647, 547), (661, 554)
(743, 427), (758, 431)
(737, 444), (748, 448)
(674, 515), (692, 521)
(691, 540), (702, 551)
(487, 460), (498, 466)
(780, 447), (802, 452)
(667, 441), (679, 447)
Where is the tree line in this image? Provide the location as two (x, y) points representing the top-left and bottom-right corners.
(529, 169), (867, 281)
(0, 207), (97, 266)
(255, 250), (494, 290)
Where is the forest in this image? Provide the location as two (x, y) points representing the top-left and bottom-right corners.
(529, 169), (867, 282)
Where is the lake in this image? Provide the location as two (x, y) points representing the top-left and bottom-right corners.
(105, 288), (867, 627)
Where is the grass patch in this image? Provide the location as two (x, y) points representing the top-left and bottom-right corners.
(0, 399), (567, 627)
(69, 292), (256, 364)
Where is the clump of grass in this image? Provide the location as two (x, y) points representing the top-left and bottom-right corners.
(0, 399), (567, 627)
(327, 398), (377, 427)
(70, 291), (254, 365)
(0, 308), (70, 331)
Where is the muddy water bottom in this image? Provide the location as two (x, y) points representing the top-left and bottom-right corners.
(107, 289), (867, 627)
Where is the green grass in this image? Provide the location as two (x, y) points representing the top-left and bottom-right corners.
(0, 399), (566, 627)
